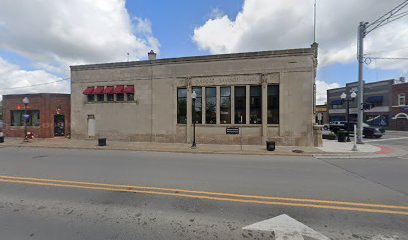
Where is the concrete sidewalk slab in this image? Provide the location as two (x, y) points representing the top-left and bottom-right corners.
(0, 137), (401, 158)
(0, 137), (323, 156)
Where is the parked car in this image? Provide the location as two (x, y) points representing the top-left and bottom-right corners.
(341, 122), (384, 138)
(328, 121), (346, 133)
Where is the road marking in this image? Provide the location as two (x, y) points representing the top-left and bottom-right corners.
(1, 176), (408, 216)
(243, 214), (330, 240)
(365, 137), (408, 142)
(1, 175), (408, 211)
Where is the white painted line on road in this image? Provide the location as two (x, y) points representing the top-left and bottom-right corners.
(242, 214), (330, 240)
(365, 137), (408, 142)
(371, 234), (400, 240)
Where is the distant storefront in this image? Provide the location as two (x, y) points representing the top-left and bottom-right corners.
(390, 81), (408, 131)
(327, 78), (408, 130)
(2, 94), (70, 138)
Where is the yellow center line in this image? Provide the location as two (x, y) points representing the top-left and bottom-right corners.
(1, 178), (408, 216)
(1, 175), (408, 211)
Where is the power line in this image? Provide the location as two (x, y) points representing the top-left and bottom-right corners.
(366, 0), (408, 35)
(367, 57), (408, 60)
(2, 77), (70, 90)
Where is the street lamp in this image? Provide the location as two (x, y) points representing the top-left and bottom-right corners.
(22, 96), (30, 142)
(340, 91), (357, 142)
(191, 91), (197, 148)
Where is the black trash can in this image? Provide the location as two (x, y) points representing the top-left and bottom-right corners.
(98, 138), (107, 146)
(266, 141), (275, 151)
(0, 136), (4, 143)
(337, 131), (346, 142)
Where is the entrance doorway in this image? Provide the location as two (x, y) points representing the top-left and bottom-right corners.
(87, 115), (96, 137)
(54, 115), (65, 136)
(396, 118), (407, 131)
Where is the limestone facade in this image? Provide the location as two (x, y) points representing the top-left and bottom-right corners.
(70, 46), (320, 146)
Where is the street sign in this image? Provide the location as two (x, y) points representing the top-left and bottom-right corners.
(226, 127), (239, 135)
(23, 114), (30, 119)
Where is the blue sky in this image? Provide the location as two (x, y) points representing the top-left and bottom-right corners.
(0, 0), (406, 103)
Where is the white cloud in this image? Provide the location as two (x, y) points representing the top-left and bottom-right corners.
(0, 57), (69, 101)
(0, 0), (159, 96)
(193, 0), (408, 71)
(315, 80), (340, 105)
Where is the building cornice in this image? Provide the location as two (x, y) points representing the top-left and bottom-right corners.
(70, 48), (314, 71)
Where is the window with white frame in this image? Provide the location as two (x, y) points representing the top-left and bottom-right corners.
(399, 93), (406, 106)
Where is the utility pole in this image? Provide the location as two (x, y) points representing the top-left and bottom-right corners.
(355, 0), (408, 144)
(356, 22), (367, 144)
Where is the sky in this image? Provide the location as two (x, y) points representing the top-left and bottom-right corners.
(0, 0), (407, 104)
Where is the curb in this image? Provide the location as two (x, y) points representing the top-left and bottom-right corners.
(0, 143), (322, 157)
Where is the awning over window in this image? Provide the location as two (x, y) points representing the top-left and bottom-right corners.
(113, 85), (124, 94)
(83, 87), (94, 95)
(331, 99), (343, 105)
(104, 86), (114, 94)
(124, 85), (134, 94)
(94, 86), (105, 95)
(366, 96), (383, 103)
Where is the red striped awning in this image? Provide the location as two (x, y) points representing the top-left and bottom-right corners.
(94, 86), (105, 95)
(83, 87), (94, 95)
(113, 85), (124, 94)
(124, 85), (134, 94)
(104, 86), (114, 94)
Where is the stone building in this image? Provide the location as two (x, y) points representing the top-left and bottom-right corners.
(2, 93), (70, 138)
(70, 45), (321, 146)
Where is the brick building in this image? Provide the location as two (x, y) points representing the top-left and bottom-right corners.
(327, 78), (407, 130)
(2, 93), (70, 138)
(390, 81), (408, 130)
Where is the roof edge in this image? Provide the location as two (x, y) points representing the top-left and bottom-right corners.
(71, 47), (314, 71)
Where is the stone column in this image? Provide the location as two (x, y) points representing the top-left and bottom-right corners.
(186, 79), (192, 144)
(231, 86), (235, 124)
(261, 74), (268, 143)
(246, 85), (250, 125)
(201, 86), (206, 124)
(216, 86), (220, 125)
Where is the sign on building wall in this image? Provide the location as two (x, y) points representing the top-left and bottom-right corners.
(226, 127), (239, 135)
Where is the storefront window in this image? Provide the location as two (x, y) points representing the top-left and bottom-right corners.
(220, 87), (231, 124)
(10, 110), (40, 127)
(234, 86), (246, 124)
(127, 93), (134, 101)
(97, 94), (104, 102)
(177, 88), (187, 124)
(206, 87), (216, 124)
(192, 87), (202, 124)
(116, 93), (124, 101)
(267, 85), (279, 124)
(107, 94), (114, 101)
(250, 86), (262, 124)
(87, 95), (95, 102)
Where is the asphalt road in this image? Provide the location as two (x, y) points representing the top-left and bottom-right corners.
(0, 145), (407, 239)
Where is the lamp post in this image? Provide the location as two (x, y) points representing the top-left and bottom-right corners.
(340, 91), (357, 142)
(191, 91), (197, 148)
(22, 97), (30, 142)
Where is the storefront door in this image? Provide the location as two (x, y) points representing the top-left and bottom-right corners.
(54, 115), (65, 136)
(396, 118), (407, 131)
(87, 115), (96, 137)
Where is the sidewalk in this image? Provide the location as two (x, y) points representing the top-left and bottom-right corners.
(0, 137), (390, 157)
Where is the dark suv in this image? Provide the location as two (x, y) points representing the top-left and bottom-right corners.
(341, 122), (384, 138)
